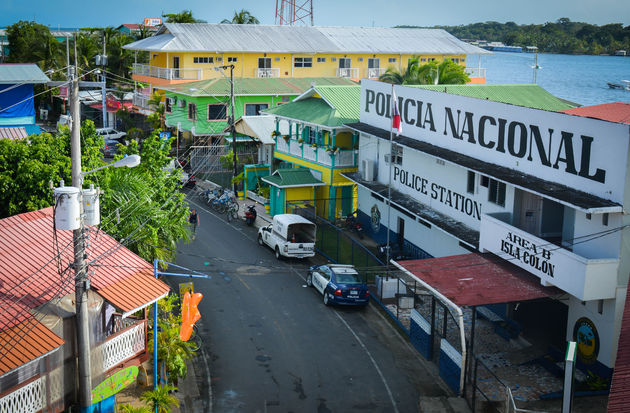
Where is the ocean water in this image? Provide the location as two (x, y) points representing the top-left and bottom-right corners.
(468, 52), (630, 106)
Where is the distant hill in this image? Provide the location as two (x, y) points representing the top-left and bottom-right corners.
(397, 18), (630, 55)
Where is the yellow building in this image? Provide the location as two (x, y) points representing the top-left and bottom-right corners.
(124, 23), (490, 93)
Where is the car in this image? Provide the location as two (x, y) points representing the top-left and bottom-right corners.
(102, 138), (121, 157)
(306, 264), (370, 306)
(96, 127), (127, 141)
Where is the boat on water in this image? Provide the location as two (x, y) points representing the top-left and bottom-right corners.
(607, 80), (630, 91)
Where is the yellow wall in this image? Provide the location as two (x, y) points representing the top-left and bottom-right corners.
(334, 131), (353, 148)
(285, 186), (315, 205)
(145, 51), (468, 80)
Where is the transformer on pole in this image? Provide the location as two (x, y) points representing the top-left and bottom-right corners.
(275, 0), (313, 26)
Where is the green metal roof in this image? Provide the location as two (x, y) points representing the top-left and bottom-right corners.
(265, 85), (361, 127)
(159, 77), (357, 97)
(408, 84), (579, 111)
(262, 168), (325, 188)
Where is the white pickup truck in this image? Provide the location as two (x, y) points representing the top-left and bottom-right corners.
(257, 214), (316, 259)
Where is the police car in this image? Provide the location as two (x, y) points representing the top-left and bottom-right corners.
(306, 264), (370, 306)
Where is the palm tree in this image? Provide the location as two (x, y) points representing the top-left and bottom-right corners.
(141, 385), (179, 413)
(118, 404), (151, 413)
(162, 10), (199, 23)
(221, 9), (260, 24)
(379, 57), (470, 85)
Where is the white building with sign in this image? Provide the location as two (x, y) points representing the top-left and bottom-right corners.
(344, 79), (630, 378)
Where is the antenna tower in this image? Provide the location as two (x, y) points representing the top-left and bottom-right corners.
(275, 0), (314, 26)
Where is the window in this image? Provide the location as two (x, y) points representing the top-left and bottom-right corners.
(193, 56), (213, 64)
(317, 57), (326, 63)
(388, 58), (396, 63)
(294, 57), (313, 68)
(165, 97), (172, 113)
(488, 179), (506, 207)
(603, 213), (609, 226)
(258, 57), (271, 68)
(207, 103), (227, 121)
(386, 144), (403, 165)
(188, 103), (196, 121)
(421, 58), (427, 62)
(307, 126), (317, 144)
(368, 58), (380, 68)
(586, 213), (592, 220)
(227, 57), (237, 63)
(338, 58), (351, 68)
(245, 103), (269, 116)
(480, 176), (490, 188)
(467, 171), (475, 194)
(216, 57), (223, 62)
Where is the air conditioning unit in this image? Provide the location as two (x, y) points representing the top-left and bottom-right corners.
(384, 153), (391, 164)
(362, 159), (375, 181)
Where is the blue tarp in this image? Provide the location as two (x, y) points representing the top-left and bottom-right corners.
(0, 84), (35, 118)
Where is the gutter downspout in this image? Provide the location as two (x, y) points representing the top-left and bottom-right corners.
(391, 259), (467, 396)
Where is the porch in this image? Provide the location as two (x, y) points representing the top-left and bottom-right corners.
(132, 63), (202, 81)
(275, 136), (357, 168)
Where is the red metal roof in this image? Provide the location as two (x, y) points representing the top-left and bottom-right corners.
(396, 253), (560, 307)
(0, 207), (170, 371)
(608, 287), (630, 412)
(0, 319), (65, 375)
(561, 102), (630, 124)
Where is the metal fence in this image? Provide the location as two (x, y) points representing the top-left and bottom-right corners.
(189, 145), (258, 187)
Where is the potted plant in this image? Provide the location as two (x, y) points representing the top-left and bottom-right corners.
(297, 137), (304, 144)
(271, 130), (280, 137)
(282, 135), (290, 142)
(311, 143), (317, 149)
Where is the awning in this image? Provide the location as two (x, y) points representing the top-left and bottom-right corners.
(346, 122), (622, 214)
(88, 99), (133, 113)
(95, 271), (170, 318)
(0, 319), (64, 376)
(231, 115), (288, 145)
(394, 253), (561, 307)
(262, 168), (326, 188)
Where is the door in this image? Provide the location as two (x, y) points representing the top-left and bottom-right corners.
(339, 58), (352, 77)
(397, 217), (405, 249)
(313, 266), (331, 294)
(519, 191), (543, 236)
(368, 58), (380, 78)
(258, 57), (272, 77)
(173, 56), (180, 79)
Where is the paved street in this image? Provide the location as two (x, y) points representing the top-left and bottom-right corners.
(167, 194), (454, 412)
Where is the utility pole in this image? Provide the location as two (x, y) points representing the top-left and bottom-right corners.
(100, 32), (108, 128)
(229, 64), (237, 196)
(70, 64), (93, 410)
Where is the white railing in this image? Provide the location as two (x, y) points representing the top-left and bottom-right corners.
(336, 149), (356, 167)
(303, 145), (317, 162)
(98, 321), (146, 371)
(366, 68), (386, 78)
(0, 377), (45, 413)
(276, 138), (289, 153)
(289, 142), (302, 157)
(255, 68), (280, 78)
(132, 92), (151, 109)
(133, 63), (202, 81)
(466, 67), (486, 79)
(337, 68), (359, 78)
(318, 148), (333, 166)
(479, 213), (619, 301)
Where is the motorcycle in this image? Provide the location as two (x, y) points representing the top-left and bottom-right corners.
(344, 211), (363, 239)
(244, 204), (258, 226)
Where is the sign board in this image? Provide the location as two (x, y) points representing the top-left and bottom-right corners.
(178, 282), (193, 300)
(160, 131), (171, 140)
(360, 79), (630, 204)
(144, 18), (162, 27)
(91, 365), (139, 404)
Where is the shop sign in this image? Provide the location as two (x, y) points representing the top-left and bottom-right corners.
(573, 317), (599, 364)
(144, 17), (162, 27)
(360, 80), (629, 204)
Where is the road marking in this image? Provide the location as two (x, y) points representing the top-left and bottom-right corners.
(235, 274), (251, 290)
(334, 311), (400, 413)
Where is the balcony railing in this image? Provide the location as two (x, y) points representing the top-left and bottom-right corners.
(275, 137), (357, 168)
(132, 91), (151, 110)
(479, 213), (619, 301)
(94, 319), (146, 372)
(255, 68), (280, 78)
(133, 63), (202, 81)
(337, 68), (359, 78)
(466, 67), (486, 79)
(365, 68), (386, 78)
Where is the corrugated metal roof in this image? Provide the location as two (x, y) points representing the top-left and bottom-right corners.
(0, 127), (28, 139)
(0, 64), (50, 84)
(124, 23), (491, 55)
(397, 253), (560, 307)
(233, 115), (288, 145)
(262, 168), (325, 188)
(410, 84), (579, 111)
(561, 102), (630, 124)
(0, 207), (170, 372)
(160, 77), (356, 97)
(0, 319), (64, 375)
(608, 286), (630, 412)
(265, 85), (360, 127)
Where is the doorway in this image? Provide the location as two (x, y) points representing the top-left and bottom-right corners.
(173, 56), (180, 79)
(397, 217), (405, 249)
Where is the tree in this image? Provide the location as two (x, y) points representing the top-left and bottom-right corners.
(118, 405), (151, 413)
(221, 9), (260, 24)
(6, 21), (58, 67)
(379, 57), (470, 85)
(140, 385), (179, 413)
(162, 10), (200, 23)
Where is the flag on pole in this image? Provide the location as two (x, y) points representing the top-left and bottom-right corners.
(392, 90), (402, 136)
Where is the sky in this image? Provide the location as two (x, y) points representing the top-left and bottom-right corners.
(1, 0), (629, 29)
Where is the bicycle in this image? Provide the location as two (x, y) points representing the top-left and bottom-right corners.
(188, 324), (202, 352)
(226, 201), (239, 222)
